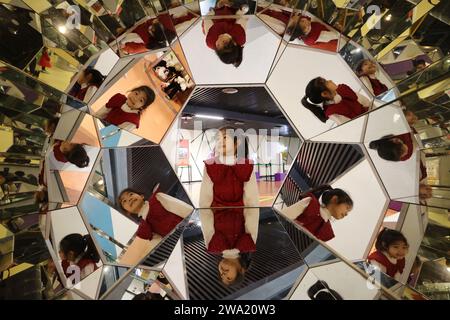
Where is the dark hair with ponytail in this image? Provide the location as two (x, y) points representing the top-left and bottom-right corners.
(301, 77), (330, 123)
(375, 228), (408, 251)
(59, 233), (100, 263)
(369, 135), (403, 161)
(302, 185), (353, 207)
(307, 280), (343, 300)
(66, 144), (89, 168)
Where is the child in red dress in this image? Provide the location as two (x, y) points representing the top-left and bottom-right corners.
(118, 186), (193, 241)
(59, 233), (100, 284)
(368, 229), (409, 280)
(302, 77), (371, 125)
(121, 14), (177, 54)
(95, 86), (155, 131)
(286, 14), (339, 51)
(199, 127), (259, 286)
(38, 47), (52, 73)
(202, 7), (248, 67)
(47, 140), (90, 170)
(356, 59), (388, 96)
(280, 186), (353, 242)
(69, 68), (104, 103)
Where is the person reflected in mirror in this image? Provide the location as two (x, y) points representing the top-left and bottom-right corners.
(120, 15), (177, 54)
(280, 185), (353, 242)
(47, 140), (90, 170)
(207, 0), (249, 16)
(44, 117), (60, 137)
(301, 77), (371, 125)
(199, 127), (259, 286)
(356, 59), (388, 96)
(404, 110), (418, 127)
(95, 86), (156, 131)
(38, 47), (52, 74)
(369, 134), (413, 162)
(118, 185), (193, 241)
(257, 4), (291, 36)
(68, 68), (105, 103)
(407, 58), (427, 76)
(307, 280), (343, 300)
(202, 15), (248, 67)
(218, 252), (252, 286)
(59, 234), (100, 283)
(286, 13), (339, 51)
(368, 228), (409, 281)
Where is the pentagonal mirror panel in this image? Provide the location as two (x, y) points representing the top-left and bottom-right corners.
(43, 109), (101, 205)
(90, 49), (193, 144)
(288, 260), (384, 300)
(364, 104), (427, 202)
(0, 212), (64, 300)
(180, 16), (282, 84)
(0, 61), (86, 111)
(183, 209), (307, 299)
(174, 86), (302, 208)
(267, 44), (373, 140)
(81, 145), (193, 266)
(276, 141), (389, 261)
(366, 202), (450, 300)
(48, 206), (104, 289)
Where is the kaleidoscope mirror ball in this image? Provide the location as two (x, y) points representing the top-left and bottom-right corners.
(0, 0), (449, 303)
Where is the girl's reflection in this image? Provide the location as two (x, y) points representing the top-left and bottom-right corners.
(199, 127), (259, 286)
(203, 11), (248, 67)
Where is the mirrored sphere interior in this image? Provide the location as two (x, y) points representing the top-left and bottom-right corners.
(0, 0), (449, 301)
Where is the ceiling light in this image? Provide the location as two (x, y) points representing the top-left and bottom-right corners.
(222, 88), (238, 94)
(58, 25), (67, 34)
(234, 121), (245, 125)
(385, 14), (392, 21)
(195, 114), (224, 120)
